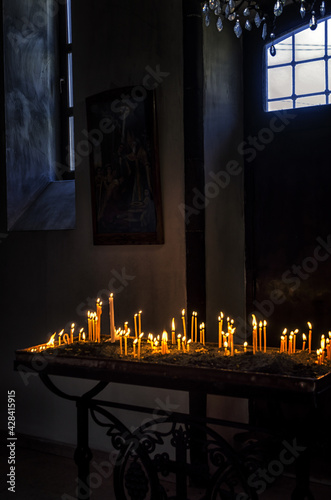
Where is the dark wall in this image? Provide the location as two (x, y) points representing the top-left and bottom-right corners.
(244, 20), (331, 347)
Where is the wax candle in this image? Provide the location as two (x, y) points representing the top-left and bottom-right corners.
(244, 341), (247, 352)
(252, 315), (257, 355)
(171, 318), (176, 344)
(177, 334), (181, 351)
(194, 312), (198, 342)
(133, 338), (138, 357)
(259, 321), (262, 352)
(138, 332), (143, 360)
(124, 332), (129, 355)
(302, 333), (306, 351)
(138, 311), (142, 336)
(263, 320), (267, 353)
(182, 337), (186, 353)
(134, 314), (138, 338)
(191, 313), (194, 341)
(79, 328), (84, 342)
(218, 316), (222, 348)
(308, 322), (312, 353)
(321, 334), (325, 350)
(82, 331), (86, 342)
(109, 294), (116, 343)
(120, 332), (123, 355)
(58, 329), (64, 346)
(70, 323), (75, 344)
(187, 339), (192, 352)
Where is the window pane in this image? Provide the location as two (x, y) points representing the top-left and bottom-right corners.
(296, 94), (326, 108)
(295, 60), (325, 95)
(67, 0), (72, 44)
(268, 99), (293, 112)
(267, 36), (293, 66)
(68, 116), (75, 171)
(268, 66), (292, 99)
(295, 23), (325, 61)
(68, 53), (74, 107)
(328, 18), (331, 56)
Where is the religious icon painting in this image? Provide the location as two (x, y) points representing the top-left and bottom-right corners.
(86, 87), (164, 244)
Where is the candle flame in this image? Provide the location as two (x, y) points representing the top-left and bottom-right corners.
(172, 318), (175, 330)
(244, 342), (248, 347)
(46, 332), (56, 346)
(307, 322), (312, 329)
(133, 338), (138, 345)
(259, 321), (263, 327)
(220, 311), (224, 318)
(139, 333), (144, 339)
(162, 331), (168, 341)
(252, 314), (257, 326)
(110, 293), (113, 299)
(294, 329), (299, 334)
(302, 334), (307, 340)
(282, 328), (287, 335)
(82, 332), (86, 341)
(263, 320), (267, 327)
(182, 309), (185, 316)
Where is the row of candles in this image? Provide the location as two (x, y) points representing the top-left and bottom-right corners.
(39, 293), (331, 364)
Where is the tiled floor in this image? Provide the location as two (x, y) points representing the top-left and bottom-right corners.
(0, 440), (330, 500)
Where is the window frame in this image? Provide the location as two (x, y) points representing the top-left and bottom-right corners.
(264, 15), (331, 112)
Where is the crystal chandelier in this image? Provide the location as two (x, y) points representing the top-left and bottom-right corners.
(202, 1), (327, 54)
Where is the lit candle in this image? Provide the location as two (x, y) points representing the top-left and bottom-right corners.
(79, 327), (84, 342)
(133, 338), (138, 357)
(218, 316), (222, 348)
(134, 314), (138, 338)
(162, 331), (168, 354)
(302, 333), (307, 351)
(58, 329), (64, 346)
(308, 322), (312, 353)
(63, 333), (70, 344)
(244, 341), (247, 352)
(87, 311), (92, 341)
(93, 314), (98, 342)
(181, 309), (187, 340)
(138, 311), (142, 336)
(263, 320), (267, 353)
(119, 331), (123, 355)
(224, 341), (229, 355)
(288, 333), (293, 354)
(252, 314), (257, 355)
(124, 321), (129, 334)
(202, 323), (205, 346)
(293, 329), (299, 354)
(321, 334), (326, 350)
(191, 312), (194, 341)
(177, 334), (181, 351)
(138, 332), (143, 360)
(227, 317), (230, 333)
(96, 298), (102, 342)
(259, 321), (262, 352)
(109, 293), (116, 343)
(230, 327), (234, 356)
(70, 323), (75, 344)
(283, 328), (287, 353)
(124, 332), (129, 355)
(194, 312), (198, 342)
(182, 337), (186, 353)
(187, 339), (192, 352)
(280, 335), (284, 353)
(82, 331), (86, 342)
(171, 318), (176, 345)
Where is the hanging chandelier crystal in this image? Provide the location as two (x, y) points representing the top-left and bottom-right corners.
(202, 1), (327, 55)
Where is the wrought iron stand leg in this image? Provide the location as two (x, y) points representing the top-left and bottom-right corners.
(189, 391), (208, 487)
(291, 441), (314, 500)
(74, 399), (93, 500)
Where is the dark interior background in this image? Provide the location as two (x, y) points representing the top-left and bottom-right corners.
(244, 4), (331, 347)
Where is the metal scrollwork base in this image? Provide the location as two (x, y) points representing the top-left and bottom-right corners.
(89, 403), (258, 500)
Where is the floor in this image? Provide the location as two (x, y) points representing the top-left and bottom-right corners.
(1, 437), (331, 500)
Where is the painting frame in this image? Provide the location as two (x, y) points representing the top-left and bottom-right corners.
(86, 87), (164, 245)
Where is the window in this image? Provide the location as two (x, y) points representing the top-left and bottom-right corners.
(265, 16), (331, 111)
(1, 0), (75, 231)
(59, 0), (75, 175)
